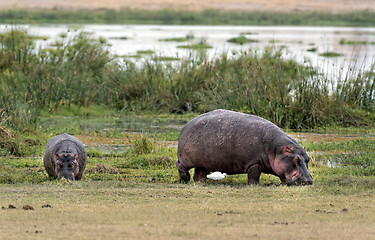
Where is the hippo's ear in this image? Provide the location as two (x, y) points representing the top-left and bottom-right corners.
(282, 146), (294, 154)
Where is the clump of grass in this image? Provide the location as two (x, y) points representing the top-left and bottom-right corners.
(132, 136), (156, 155)
(307, 47), (318, 52)
(137, 50), (155, 55)
(319, 51), (342, 57)
(227, 36), (258, 45)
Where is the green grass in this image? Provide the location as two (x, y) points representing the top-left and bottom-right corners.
(1, 9), (375, 26)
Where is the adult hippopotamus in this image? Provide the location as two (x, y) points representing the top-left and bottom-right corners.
(176, 109), (313, 185)
(43, 133), (87, 180)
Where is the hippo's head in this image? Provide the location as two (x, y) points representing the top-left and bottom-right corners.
(53, 153), (79, 180)
(271, 145), (313, 185)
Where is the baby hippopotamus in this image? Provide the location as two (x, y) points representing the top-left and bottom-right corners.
(43, 133), (87, 180)
(176, 109), (313, 185)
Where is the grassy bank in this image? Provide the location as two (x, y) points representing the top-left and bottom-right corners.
(0, 9), (375, 26)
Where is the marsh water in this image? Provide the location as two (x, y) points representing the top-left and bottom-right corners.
(39, 115), (188, 154)
(2, 24), (375, 78)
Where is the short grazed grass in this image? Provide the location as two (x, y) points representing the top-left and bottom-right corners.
(1, 181), (375, 240)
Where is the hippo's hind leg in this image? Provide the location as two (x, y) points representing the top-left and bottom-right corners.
(193, 167), (210, 182)
(176, 159), (191, 183)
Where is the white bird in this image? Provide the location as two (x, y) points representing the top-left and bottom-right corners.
(207, 171), (227, 180)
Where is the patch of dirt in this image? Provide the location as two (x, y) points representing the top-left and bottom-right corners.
(1, 0), (374, 13)
(22, 205), (34, 210)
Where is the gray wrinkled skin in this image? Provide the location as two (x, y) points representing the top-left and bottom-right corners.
(176, 109), (313, 185)
(43, 133), (87, 180)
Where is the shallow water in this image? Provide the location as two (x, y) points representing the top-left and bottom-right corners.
(39, 115), (187, 134)
(2, 24), (375, 79)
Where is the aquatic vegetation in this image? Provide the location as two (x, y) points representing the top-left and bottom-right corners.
(177, 41), (212, 49)
(159, 34), (194, 42)
(339, 38), (375, 45)
(319, 51), (342, 57)
(227, 36), (258, 45)
(109, 36), (129, 40)
(137, 50), (155, 55)
(307, 47), (318, 52)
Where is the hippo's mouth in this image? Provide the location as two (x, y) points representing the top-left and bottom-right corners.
(285, 176), (313, 186)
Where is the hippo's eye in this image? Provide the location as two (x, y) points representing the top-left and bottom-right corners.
(70, 162), (75, 168)
(57, 163), (62, 169)
(293, 156), (300, 164)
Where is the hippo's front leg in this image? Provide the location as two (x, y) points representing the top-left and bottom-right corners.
(247, 164), (262, 184)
